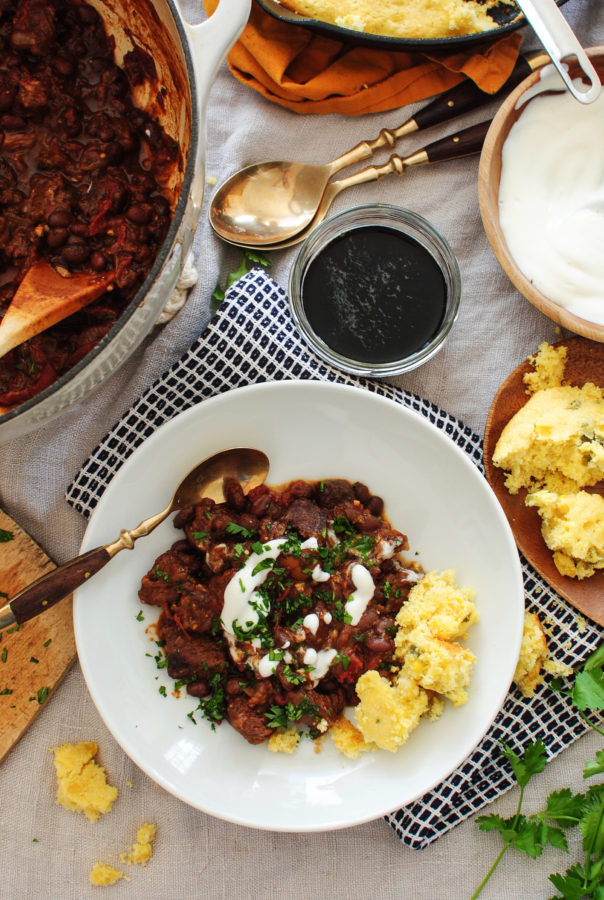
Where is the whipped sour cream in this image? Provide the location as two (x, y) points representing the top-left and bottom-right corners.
(498, 77), (604, 326)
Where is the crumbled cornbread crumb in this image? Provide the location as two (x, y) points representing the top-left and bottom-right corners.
(394, 569), (478, 646)
(120, 823), (157, 867)
(51, 742), (118, 823)
(523, 342), (567, 394)
(513, 612), (548, 698)
(89, 862), (123, 886)
(268, 727), (300, 754)
(329, 715), (375, 758)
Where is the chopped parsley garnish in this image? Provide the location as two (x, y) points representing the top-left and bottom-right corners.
(1, 648), (6, 663)
(194, 673), (226, 729)
(0, 687), (12, 695)
(136, 609), (145, 621)
(265, 696), (320, 729)
(0, 529), (14, 542)
(29, 656), (38, 664)
(191, 530), (208, 541)
(334, 652), (350, 670)
(36, 687), (49, 704)
(158, 685), (167, 697)
(152, 566), (170, 582)
(332, 599), (353, 624)
(226, 522), (256, 539)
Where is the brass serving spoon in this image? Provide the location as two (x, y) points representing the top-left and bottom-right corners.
(216, 120), (491, 251)
(209, 53), (548, 248)
(0, 447), (270, 628)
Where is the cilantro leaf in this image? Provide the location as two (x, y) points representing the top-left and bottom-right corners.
(0, 529), (14, 542)
(501, 738), (547, 788)
(585, 751), (604, 780)
(572, 669), (604, 713)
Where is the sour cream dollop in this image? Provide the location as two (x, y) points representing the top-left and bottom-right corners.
(498, 77), (604, 326)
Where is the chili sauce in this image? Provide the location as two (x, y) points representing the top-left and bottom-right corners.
(300, 225), (447, 364)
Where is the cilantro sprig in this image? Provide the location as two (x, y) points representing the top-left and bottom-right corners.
(472, 641), (604, 899)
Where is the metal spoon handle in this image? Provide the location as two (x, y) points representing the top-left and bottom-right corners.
(514, 0), (600, 104)
(324, 53), (547, 177)
(0, 503), (173, 627)
(327, 119), (490, 197)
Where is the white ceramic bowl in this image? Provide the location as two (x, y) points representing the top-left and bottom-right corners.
(74, 381), (524, 831)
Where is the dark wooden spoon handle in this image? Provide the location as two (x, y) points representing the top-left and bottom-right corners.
(422, 120), (491, 163)
(4, 546), (111, 625)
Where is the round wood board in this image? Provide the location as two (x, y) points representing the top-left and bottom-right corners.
(483, 337), (604, 627)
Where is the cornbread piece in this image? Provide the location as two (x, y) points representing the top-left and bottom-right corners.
(329, 715), (375, 759)
(492, 383), (604, 494)
(526, 490), (604, 579)
(354, 670), (429, 752)
(523, 342), (567, 394)
(401, 626), (476, 706)
(89, 862), (123, 886)
(513, 612), (547, 697)
(268, 728), (300, 755)
(277, 0), (501, 39)
(120, 823), (157, 867)
(51, 742), (118, 823)
(394, 569), (477, 649)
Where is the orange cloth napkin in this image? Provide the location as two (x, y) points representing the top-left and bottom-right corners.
(204, 0), (523, 115)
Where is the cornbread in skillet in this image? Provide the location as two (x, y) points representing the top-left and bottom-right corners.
(51, 741), (117, 822)
(526, 491), (604, 580)
(513, 611), (547, 698)
(276, 0), (506, 39)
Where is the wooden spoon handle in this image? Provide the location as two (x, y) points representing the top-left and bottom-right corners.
(0, 547), (111, 626)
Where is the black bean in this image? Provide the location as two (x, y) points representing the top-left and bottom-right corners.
(366, 496), (384, 516)
(152, 195), (170, 217)
(104, 141), (123, 165)
(48, 209), (71, 228)
(0, 114), (25, 131)
(70, 222), (89, 237)
(126, 203), (153, 224)
(62, 241), (90, 265)
(46, 227), (68, 249)
(90, 250), (107, 271)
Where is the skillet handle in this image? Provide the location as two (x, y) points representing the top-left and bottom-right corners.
(411, 55), (538, 132)
(0, 547), (111, 627)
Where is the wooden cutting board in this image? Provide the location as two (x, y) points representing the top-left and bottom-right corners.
(0, 508), (76, 763)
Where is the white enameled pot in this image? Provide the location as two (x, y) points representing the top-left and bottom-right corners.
(0, 0), (251, 441)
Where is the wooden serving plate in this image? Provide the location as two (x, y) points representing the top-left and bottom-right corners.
(484, 337), (604, 626)
(0, 509), (76, 763)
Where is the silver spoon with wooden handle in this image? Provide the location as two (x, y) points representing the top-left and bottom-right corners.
(0, 447), (270, 628)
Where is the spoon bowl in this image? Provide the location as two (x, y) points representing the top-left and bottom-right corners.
(0, 447), (270, 628)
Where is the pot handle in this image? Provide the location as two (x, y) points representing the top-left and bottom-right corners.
(177, 0), (251, 228)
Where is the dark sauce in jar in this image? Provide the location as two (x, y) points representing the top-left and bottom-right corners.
(301, 226), (447, 364)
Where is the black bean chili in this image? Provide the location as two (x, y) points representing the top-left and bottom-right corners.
(0, 0), (178, 409)
(139, 477), (423, 745)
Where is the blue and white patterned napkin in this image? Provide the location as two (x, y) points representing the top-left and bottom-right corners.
(66, 268), (603, 849)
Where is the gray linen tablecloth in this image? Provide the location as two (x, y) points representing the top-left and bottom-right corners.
(1, 1), (603, 897)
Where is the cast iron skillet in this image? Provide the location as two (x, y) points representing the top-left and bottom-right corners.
(255, 0), (569, 51)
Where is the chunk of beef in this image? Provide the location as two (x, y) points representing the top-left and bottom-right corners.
(159, 614), (227, 680)
(11, 0), (57, 55)
(227, 696), (273, 745)
(317, 479), (356, 508)
(282, 498), (326, 538)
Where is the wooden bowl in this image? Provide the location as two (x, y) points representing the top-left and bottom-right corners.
(478, 48), (604, 343)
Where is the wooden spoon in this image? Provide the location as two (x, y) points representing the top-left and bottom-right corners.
(483, 336), (604, 625)
(0, 260), (114, 358)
